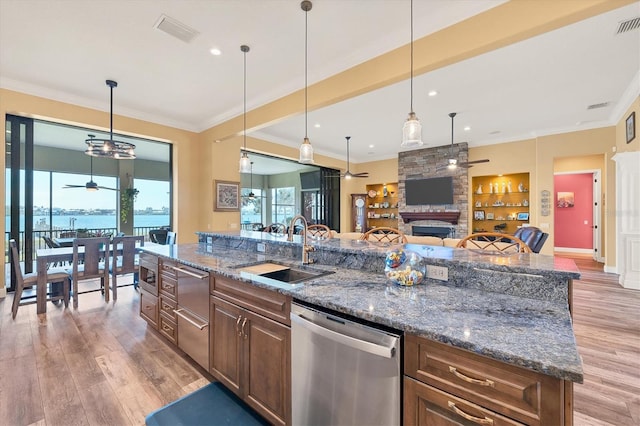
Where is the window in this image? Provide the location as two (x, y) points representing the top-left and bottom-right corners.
(271, 187), (295, 224)
(241, 188), (264, 226)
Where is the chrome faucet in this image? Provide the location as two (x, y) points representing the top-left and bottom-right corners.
(287, 214), (316, 265)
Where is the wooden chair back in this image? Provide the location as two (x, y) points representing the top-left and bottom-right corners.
(71, 237), (110, 307)
(455, 232), (532, 253)
(110, 235), (144, 300)
(149, 229), (168, 244)
(306, 224), (333, 239)
(10, 239), (69, 318)
(362, 227), (407, 244)
(264, 223), (286, 235)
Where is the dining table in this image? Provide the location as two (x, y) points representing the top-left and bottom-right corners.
(52, 237), (75, 247)
(35, 241), (150, 314)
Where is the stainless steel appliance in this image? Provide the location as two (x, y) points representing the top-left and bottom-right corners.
(172, 264), (210, 370)
(290, 303), (401, 426)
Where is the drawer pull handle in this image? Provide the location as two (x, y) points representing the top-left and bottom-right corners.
(449, 366), (494, 387)
(170, 265), (209, 280)
(447, 401), (494, 425)
(162, 324), (173, 332)
(144, 305), (153, 310)
(241, 318), (248, 339)
(236, 316), (243, 336)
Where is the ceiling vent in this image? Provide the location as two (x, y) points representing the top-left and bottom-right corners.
(154, 14), (199, 43)
(616, 17), (640, 34)
(587, 102), (610, 110)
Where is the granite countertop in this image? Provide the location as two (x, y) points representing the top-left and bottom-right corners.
(140, 242), (583, 383)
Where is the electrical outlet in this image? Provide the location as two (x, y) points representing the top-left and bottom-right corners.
(427, 265), (448, 281)
(257, 243), (266, 253)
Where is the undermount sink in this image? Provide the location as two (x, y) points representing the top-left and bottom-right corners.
(237, 261), (333, 288)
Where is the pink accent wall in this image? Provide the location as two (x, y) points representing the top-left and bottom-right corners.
(554, 173), (593, 248)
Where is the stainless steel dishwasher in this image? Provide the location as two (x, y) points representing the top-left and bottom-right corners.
(290, 302), (401, 426)
(172, 264), (210, 370)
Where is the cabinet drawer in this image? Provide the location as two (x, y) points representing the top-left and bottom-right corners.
(159, 313), (177, 345)
(159, 273), (177, 299)
(404, 376), (524, 426)
(159, 294), (177, 321)
(139, 252), (158, 270)
(405, 335), (563, 425)
(139, 288), (158, 329)
(212, 274), (290, 325)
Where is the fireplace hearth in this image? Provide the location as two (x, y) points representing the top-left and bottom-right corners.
(412, 226), (454, 238)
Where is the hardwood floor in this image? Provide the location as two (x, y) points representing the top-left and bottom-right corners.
(1, 258), (638, 425)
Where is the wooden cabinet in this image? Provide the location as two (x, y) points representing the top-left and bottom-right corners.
(365, 182), (399, 231)
(210, 274), (291, 426)
(471, 173), (530, 235)
(404, 335), (571, 426)
(139, 253), (159, 329)
(139, 288), (158, 329)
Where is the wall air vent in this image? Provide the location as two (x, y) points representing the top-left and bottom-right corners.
(616, 17), (640, 34)
(154, 14), (200, 43)
(587, 102), (610, 110)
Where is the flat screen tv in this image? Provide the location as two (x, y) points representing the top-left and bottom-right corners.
(405, 177), (454, 205)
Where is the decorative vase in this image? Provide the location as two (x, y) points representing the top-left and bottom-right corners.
(476, 184), (483, 194)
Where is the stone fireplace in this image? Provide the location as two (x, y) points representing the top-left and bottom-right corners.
(397, 143), (469, 237)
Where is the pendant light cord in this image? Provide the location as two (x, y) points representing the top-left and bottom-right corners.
(410, 0), (414, 113)
(304, 7), (309, 139)
(243, 48), (247, 150)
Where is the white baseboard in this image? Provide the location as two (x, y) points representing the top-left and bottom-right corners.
(604, 265), (618, 274)
(554, 247), (593, 254)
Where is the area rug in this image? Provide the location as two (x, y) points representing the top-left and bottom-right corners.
(145, 382), (269, 426)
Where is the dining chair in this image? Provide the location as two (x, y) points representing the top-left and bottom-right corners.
(362, 227), (407, 244)
(306, 224), (333, 239)
(455, 232), (532, 253)
(263, 223), (286, 235)
(9, 239), (70, 319)
(110, 235), (145, 300)
(166, 231), (177, 245)
(513, 226), (549, 253)
(69, 236), (111, 308)
(149, 229), (168, 244)
(42, 235), (65, 267)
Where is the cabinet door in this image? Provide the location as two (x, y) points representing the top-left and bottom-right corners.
(404, 377), (524, 426)
(243, 309), (291, 426)
(210, 296), (243, 395)
(139, 288), (158, 329)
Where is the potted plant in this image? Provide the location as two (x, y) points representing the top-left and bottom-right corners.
(121, 187), (139, 223)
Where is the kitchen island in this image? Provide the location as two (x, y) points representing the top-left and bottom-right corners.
(139, 231), (582, 425)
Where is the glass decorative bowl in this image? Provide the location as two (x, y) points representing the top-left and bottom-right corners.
(384, 249), (425, 286)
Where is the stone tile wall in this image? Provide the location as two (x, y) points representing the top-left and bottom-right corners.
(398, 143), (469, 237)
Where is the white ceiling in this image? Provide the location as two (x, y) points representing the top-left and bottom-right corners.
(1, 0), (639, 171)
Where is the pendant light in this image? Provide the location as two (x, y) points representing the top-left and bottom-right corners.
(239, 45), (252, 173)
(400, 0), (423, 148)
(299, 0), (314, 164)
(447, 112), (458, 169)
(248, 161), (255, 199)
(85, 80), (136, 159)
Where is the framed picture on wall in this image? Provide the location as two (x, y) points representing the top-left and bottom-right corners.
(474, 210), (485, 221)
(557, 191), (575, 208)
(214, 180), (240, 211)
(626, 111), (636, 143)
(517, 212), (529, 221)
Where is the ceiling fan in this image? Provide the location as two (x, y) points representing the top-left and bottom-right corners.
(340, 136), (369, 179)
(437, 112), (490, 171)
(64, 139), (119, 191)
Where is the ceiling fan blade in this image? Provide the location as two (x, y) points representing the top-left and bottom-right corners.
(351, 172), (369, 177)
(465, 159), (490, 165)
(63, 184), (85, 189)
(97, 186), (119, 191)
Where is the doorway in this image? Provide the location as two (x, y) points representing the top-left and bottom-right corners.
(554, 170), (602, 261)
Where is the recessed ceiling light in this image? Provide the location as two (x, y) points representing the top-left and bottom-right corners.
(210, 48), (221, 56)
(368, 144), (375, 148)
(463, 126), (471, 131)
(427, 90), (438, 97)
(489, 130), (501, 135)
(314, 123), (321, 128)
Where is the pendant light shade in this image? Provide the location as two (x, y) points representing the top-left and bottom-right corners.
(85, 80), (136, 159)
(299, 0), (314, 164)
(248, 161), (255, 199)
(239, 45), (252, 173)
(400, 0), (423, 148)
